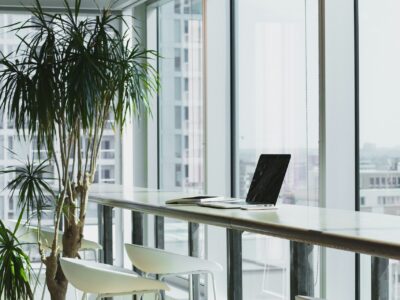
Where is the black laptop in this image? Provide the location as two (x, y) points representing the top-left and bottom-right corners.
(199, 154), (291, 209)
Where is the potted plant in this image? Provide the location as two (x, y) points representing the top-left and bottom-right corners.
(0, 0), (158, 299)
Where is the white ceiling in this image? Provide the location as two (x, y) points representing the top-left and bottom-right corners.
(0, 0), (137, 10)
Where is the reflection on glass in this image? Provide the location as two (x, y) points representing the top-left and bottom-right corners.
(359, 0), (400, 297)
(235, 0), (319, 298)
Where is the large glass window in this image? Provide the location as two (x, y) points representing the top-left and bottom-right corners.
(234, 0), (319, 298)
(157, 0), (205, 297)
(0, 12), (119, 271)
(359, 0), (400, 297)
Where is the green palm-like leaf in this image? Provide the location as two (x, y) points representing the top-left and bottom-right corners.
(0, 210), (34, 300)
(0, 155), (55, 221)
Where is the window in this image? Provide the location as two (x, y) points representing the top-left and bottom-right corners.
(175, 135), (182, 158)
(359, 0), (400, 295)
(100, 165), (115, 184)
(100, 136), (115, 159)
(174, 20), (181, 43)
(174, 106), (182, 129)
(175, 164), (182, 187)
(174, 48), (181, 71)
(174, 77), (182, 100)
(234, 0), (319, 298)
(158, 0), (204, 193)
(157, 0), (204, 276)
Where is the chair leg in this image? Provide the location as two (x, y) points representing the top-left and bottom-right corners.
(41, 279), (47, 300)
(156, 291), (162, 300)
(93, 249), (98, 262)
(33, 261), (43, 295)
(189, 274), (193, 300)
(81, 292), (87, 300)
(210, 273), (217, 300)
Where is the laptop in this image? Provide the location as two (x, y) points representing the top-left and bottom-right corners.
(198, 154), (291, 209)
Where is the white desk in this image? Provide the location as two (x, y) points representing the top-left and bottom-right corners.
(90, 185), (400, 260)
(90, 185), (399, 300)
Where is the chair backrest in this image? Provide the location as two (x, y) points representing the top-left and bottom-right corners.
(60, 258), (169, 294)
(7, 221), (102, 250)
(125, 243), (222, 274)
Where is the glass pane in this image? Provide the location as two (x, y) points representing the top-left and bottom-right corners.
(359, 0), (400, 297)
(158, 0), (205, 274)
(234, 0), (319, 298)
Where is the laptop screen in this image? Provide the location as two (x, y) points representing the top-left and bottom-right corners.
(245, 154), (291, 205)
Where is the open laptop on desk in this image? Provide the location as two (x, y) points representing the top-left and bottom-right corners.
(199, 154), (291, 209)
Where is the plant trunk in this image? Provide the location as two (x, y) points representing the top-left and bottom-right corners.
(45, 220), (83, 299)
(45, 255), (68, 300)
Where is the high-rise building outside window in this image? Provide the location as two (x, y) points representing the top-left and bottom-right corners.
(0, 12), (120, 231)
(157, 2), (205, 296)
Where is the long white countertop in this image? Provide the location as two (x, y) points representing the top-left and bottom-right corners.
(89, 185), (400, 260)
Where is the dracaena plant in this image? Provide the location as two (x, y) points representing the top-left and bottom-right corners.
(0, 0), (158, 298)
(0, 209), (34, 300)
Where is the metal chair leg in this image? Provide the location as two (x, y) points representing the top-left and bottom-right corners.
(156, 291), (162, 300)
(41, 279), (47, 300)
(33, 261), (43, 295)
(210, 272), (217, 300)
(189, 274), (194, 300)
(81, 292), (87, 300)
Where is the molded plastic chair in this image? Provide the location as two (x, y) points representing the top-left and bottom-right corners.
(125, 243), (222, 300)
(8, 221), (101, 299)
(60, 258), (169, 300)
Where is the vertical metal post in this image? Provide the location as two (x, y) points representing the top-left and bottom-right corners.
(131, 211), (144, 300)
(290, 241), (314, 300)
(189, 222), (201, 300)
(98, 204), (113, 300)
(98, 204), (113, 264)
(227, 229), (242, 300)
(371, 257), (389, 300)
(131, 211), (144, 274)
(155, 216), (165, 249)
(155, 216), (165, 300)
(103, 206), (114, 265)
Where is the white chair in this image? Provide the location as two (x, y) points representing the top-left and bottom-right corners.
(8, 221), (101, 299)
(295, 296), (325, 300)
(60, 257), (169, 300)
(125, 243), (222, 300)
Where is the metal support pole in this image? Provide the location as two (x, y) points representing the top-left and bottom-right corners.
(98, 205), (114, 264)
(132, 211), (144, 300)
(189, 222), (201, 300)
(155, 216), (165, 299)
(131, 211), (144, 274)
(227, 229), (242, 300)
(290, 241), (314, 300)
(155, 216), (165, 249)
(97, 204), (113, 300)
(371, 257), (389, 300)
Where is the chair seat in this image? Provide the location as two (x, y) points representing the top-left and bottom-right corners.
(60, 258), (169, 295)
(125, 243), (223, 275)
